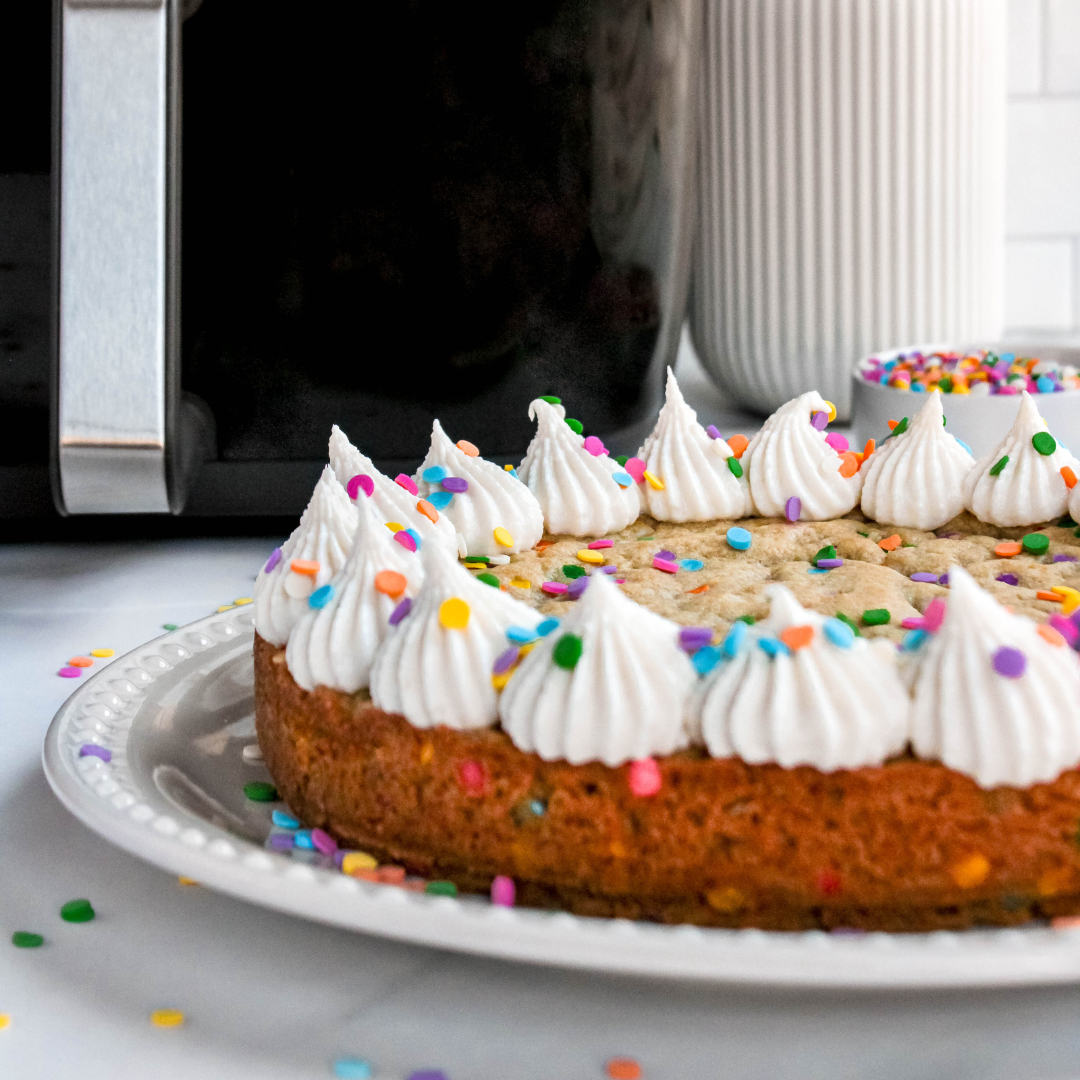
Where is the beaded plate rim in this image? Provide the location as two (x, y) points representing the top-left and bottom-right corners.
(41, 604), (1080, 988)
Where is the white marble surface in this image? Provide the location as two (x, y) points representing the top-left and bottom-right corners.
(4, 521), (1080, 1077)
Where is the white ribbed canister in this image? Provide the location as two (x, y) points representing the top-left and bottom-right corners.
(691, 0), (1006, 419)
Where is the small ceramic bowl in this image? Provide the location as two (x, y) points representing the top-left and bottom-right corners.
(851, 342), (1080, 460)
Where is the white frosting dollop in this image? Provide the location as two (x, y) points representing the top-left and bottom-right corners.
(741, 391), (863, 519)
(253, 466), (358, 647)
(963, 392), (1079, 526)
(517, 398), (640, 536)
(908, 564), (1080, 787)
(690, 585), (909, 770)
(860, 390), (975, 529)
(370, 541), (542, 730)
(499, 571), (696, 765)
(328, 425), (457, 550)
(413, 420), (544, 557)
(286, 492), (423, 693)
(633, 368), (752, 521)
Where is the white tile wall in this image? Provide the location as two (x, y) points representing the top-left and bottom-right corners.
(1006, 0), (1080, 339)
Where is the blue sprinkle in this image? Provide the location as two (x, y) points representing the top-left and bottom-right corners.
(901, 628), (929, 652)
(294, 830), (314, 850)
(1037, 375), (1056, 393)
(309, 584), (334, 609)
(953, 436), (973, 454)
(507, 625), (538, 644)
(692, 645), (722, 676)
(679, 558), (704, 572)
(333, 1059), (374, 1080)
(528, 799), (546, 816)
(910, 381), (925, 392)
(536, 617), (561, 637)
(823, 618), (855, 649)
(808, 567), (829, 575)
(271, 810), (300, 829)
(422, 465), (448, 484)
(720, 620), (748, 658)
(426, 491), (454, 510)
(758, 636), (790, 658)
(726, 527), (752, 551)
(505, 466), (519, 478)
(612, 471), (633, 488)
(404, 528), (422, 550)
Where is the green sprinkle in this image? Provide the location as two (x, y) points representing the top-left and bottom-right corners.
(1022, 532), (1050, 555)
(942, 415), (947, 426)
(615, 455), (629, 467)
(425, 881), (458, 897)
(464, 555), (491, 565)
(889, 417), (909, 438)
(59, 899), (95, 924)
(901, 541), (916, 548)
(539, 395), (562, 405)
(552, 633), (583, 670)
(856, 531), (869, 537)
(562, 565), (587, 579)
(835, 613), (862, 636)
(163, 623), (178, 631)
(813, 545), (837, 566)
(939, 375), (953, 393)
(861, 608), (891, 627)
(1075, 527), (1080, 539)
(12, 932), (43, 948)
(1032, 431), (1057, 456)
(1058, 516), (1075, 527)
(735, 615), (756, 626)
(727, 457), (743, 478)
(243, 781), (277, 802)
(989, 455), (1009, 476)
(476, 573), (500, 588)
(636, 535), (655, 541)
(565, 418), (584, 435)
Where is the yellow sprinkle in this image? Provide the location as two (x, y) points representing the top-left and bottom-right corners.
(233, 597), (253, 606)
(419, 741), (435, 765)
(150, 1009), (185, 1028)
(0, 1014), (10, 1030)
(951, 381), (970, 395)
(463, 562), (487, 570)
(577, 549), (605, 565)
(950, 853), (990, 888)
(510, 577), (531, 589)
(217, 605), (234, 613)
(643, 470), (665, 490)
(1051, 586), (1080, 615)
(519, 643), (535, 656)
(385, 521), (404, 533)
(492, 671), (512, 691)
(824, 399), (837, 422)
(494, 526), (514, 548)
(439, 597), (470, 629)
(705, 886), (746, 914)
(342, 852), (378, 875)
(177, 876), (200, 887)
(503, 463), (514, 471)
(90, 648), (114, 658)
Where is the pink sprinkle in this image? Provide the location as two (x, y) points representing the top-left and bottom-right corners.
(614, 578), (626, 584)
(922, 597), (947, 632)
(583, 435), (607, 457)
(824, 432), (849, 453)
(628, 758), (662, 797)
(491, 875), (516, 907)
(1050, 614), (1080, 644)
(347, 474), (374, 499)
(541, 581), (568, 595)
(58, 667), (82, 678)
(394, 473), (418, 496)
(394, 530), (417, 553)
(311, 828), (337, 856)
(625, 457), (646, 483)
(458, 759), (487, 796)
(901, 617), (925, 630)
(652, 557), (679, 574)
(588, 539), (614, 549)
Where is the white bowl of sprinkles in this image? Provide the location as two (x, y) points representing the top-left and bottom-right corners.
(852, 343), (1080, 461)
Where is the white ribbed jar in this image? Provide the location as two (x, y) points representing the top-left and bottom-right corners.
(691, 0), (1006, 419)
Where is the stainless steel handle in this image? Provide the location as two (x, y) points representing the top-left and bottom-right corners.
(56, 0), (191, 514)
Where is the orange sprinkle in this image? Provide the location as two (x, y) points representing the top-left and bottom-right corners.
(838, 451), (860, 478)
(878, 534), (902, 552)
(456, 439), (480, 457)
(1053, 916), (1080, 929)
(950, 853), (990, 888)
(779, 625), (815, 651)
(535, 540), (554, 551)
(290, 559), (320, 576)
(416, 498), (439, 524)
(863, 438), (876, 459)
(605, 1059), (642, 1080)
(687, 584), (711, 595)
(1063, 466), (1078, 490)
(727, 434), (749, 459)
(68, 656), (94, 668)
(1037, 591), (1064, 603)
(887, 419), (899, 431)
(374, 570), (407, 598)
(995, 541), (1023, 558)
(376, 865), (406, 885)
(1038, 624), (1067, 647)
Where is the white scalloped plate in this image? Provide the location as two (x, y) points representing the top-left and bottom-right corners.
(41, 604), (1080, 988)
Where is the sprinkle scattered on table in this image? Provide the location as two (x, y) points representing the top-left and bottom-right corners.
(60, 899), (95, 923)
(333, 1058), (374, 1079)
(243, 781), (278, 802)
(605, 1058), (643, 1080)
(11, 932), (43, 949)
(150, 1009), (185, 1028)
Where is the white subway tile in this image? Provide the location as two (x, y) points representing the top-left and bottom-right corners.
(1009, 0), (1043, 93)
(1004, 238), (1075, 329)
(1007, 99), (1080, 233)
(1046, 0), (1080, 91)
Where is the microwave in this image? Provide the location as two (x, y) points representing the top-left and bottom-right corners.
(0, 0), (698, 526)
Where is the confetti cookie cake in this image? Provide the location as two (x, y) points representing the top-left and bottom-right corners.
(253, 374), (1080, 932)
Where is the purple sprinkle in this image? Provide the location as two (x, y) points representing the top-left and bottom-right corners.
(996, 573), (1019, 586)
(333, 849), (348, 868)
(936, 532), (960, 540)
(992, 645), (1027, 679)
(679, 626), (714, 652)
(656, 549), (676, 561)
(269, 833), (295, 851)
(442, 477), (469, 494)
(389, 598), (412, 625)
(493, 646), (520, 675)
(594, 565), (618, 575)
(58, 667), (82, 679)
(407, 1072), (450, 1080)
(264, 547), (282, 573)
(785, 496), (801, 522)
(817, 558), (844, 569)
(706, 425), (722, 440)
(567, 577), (590, 600)
(910, 572), (939, 583)
(79, 744), (111, 763)
(311, 828), (337, 856)
(1054, 554), (1079, 563)
(938, 573), (949, 586)
(811, 410), (829, 430)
